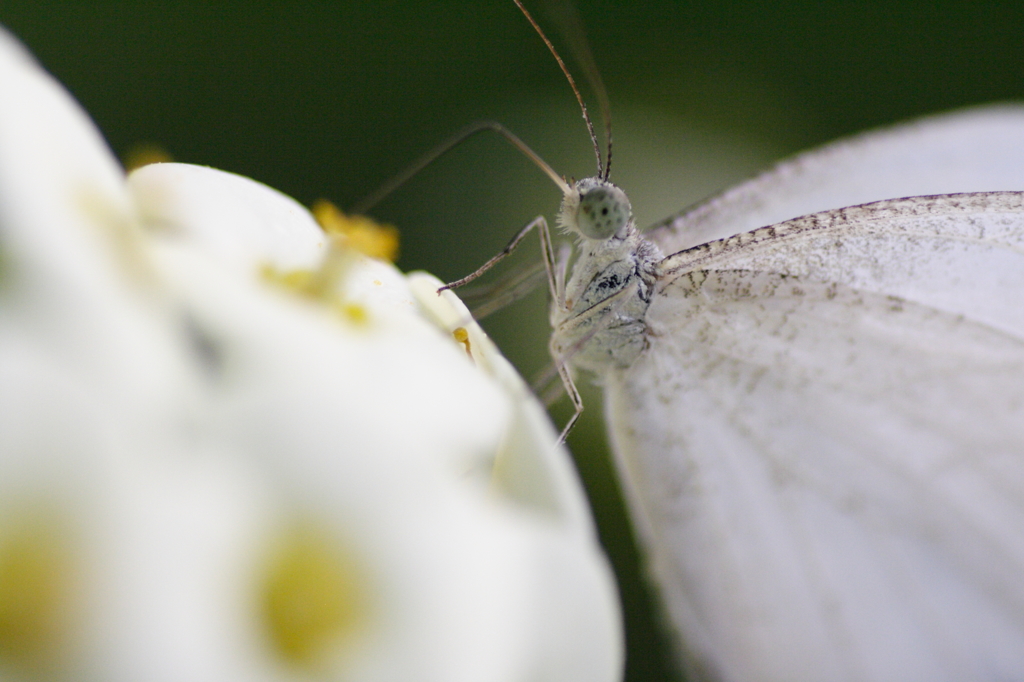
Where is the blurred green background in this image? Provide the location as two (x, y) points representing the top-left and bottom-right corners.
(5, 1), (1023, 680)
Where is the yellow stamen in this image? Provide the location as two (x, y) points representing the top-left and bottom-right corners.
(260, 265), (316, 295)
(260, 204), (397, 327)
(122, 143), (173, 171)
(0, 510), (74, 676)
(337, 302), (369, 326)
(261, 260), (373, 327)
(312, 200), (399, 263)
(260, 520), (370, 670)
(453, 327), (473, 360)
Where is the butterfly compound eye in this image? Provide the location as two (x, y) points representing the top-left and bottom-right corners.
(577, 184), (631, 239)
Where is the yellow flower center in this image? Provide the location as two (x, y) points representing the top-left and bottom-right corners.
(312, 200), (399, 263)
(0, 509), (74, 678)
(260, 203), (400, 328)
(260, 520), (370, 670)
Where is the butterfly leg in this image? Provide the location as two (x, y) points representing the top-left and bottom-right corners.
(555, 360), (584, 444)
(459, 260), (549, 320)
(546, 279), (641, 440)
(441, 215), (584, 444)
(439, 215), (558, 295)
(535, 213), (562, 304)
(552, 242), (572, 309)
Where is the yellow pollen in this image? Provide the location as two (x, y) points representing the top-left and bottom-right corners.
(338, 302), (369, 325)
(453, 327), (473, 360)
(260, 265), (317, 295)
(0, 511), (74, 676)
(261, 264), (373, 327)
(261, 521), (369, 670)
(121, 142), (173, 171)
(312, 200), (399, 263)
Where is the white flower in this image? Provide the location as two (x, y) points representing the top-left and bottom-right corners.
(0, 24), (621, 682)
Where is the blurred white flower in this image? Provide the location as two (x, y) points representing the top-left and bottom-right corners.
(0, 24), (621, 682)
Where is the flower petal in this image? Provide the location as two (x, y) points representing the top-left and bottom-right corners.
(128, 163), (327, 272)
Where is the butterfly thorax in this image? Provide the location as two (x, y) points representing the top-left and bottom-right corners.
(550, 178), (663, 374)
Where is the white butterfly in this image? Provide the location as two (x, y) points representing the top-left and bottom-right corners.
(549, 104), (1024, 681)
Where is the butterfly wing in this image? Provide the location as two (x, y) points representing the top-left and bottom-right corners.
(648, 104), (1024, 253)
(606, 193), (1024, 681)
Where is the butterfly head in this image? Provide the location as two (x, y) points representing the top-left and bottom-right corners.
(559, 177), (633, 241)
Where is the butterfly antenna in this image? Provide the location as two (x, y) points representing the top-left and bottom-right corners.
(512, 0), (605, 179)
(351, 120), (570, 214)
(541, 0), (613, 180)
